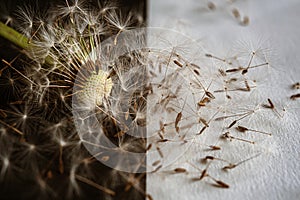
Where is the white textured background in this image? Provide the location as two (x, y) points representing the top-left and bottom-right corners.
(147, 0), (300, 199)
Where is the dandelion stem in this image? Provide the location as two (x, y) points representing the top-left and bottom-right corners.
(0, 22), (54, 65)
(0, 22), (29, 50)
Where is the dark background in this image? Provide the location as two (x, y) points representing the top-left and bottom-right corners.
(0, 0), (147, 199)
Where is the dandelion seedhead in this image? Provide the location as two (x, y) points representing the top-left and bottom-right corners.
(78, 68), (113, 106)
(0, 0), (147, 199)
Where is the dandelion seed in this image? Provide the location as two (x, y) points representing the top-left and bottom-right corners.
(232, 8), (240, 19)
(222, 163), (237, 170)
(205, 91), (215, 99)
(174, 168), (187, 173)
(146, 194), (154, 200)
(236, 125), (272, 136)
(204, 156), (214, 160)
(152, 165), (162, 173)
(159, 120), (165, 133)
(197, 97), (210, 107)
(267, 98), (274, 108)
(241, 16), (250, 26)
(175, 112), (182, 133)
(244, 80), (251, 91)
(223, 153), (262, 170)
(249, 62), (269, 69)
(198, 126), (207, 135)
(202, 156), (232, 165)
(212, 180), (230, 188)
(290, 93), (300, 100)
(199, 169), (208, 180)
(291, 82), (300, 90)
(188, 161), (209, 181)
(209, 145), (221, 150)
(199, 117), (209, 127)
(242, 51), (255, 74)
(226, 62), (268, 76)
(190, 159), (229, 187)
(152, 160), (161, 166)
(222, 109), (256, 127)
(15, 5), (35, 37)
(225, 67), (243, 73)
(193, 69), (200, 76)
(228, 78), (238, 83)
(228, 120), (237, 128)
(207, 2), (216, 10)
(222, 132), (255, 144)
(105, 10), (133, 45)
(262, 98), (283, 117)
(157, 139), (169, 143)
(205, 53), (226, 62)
(146, 143), (152, 151)
(191, 79), (215, 99)
(157, 131), (164, 140)
(156, 146), (163, 158)
(173, 60), (183, 67)
(190, 63), (200, 69)
(218, 69), (226, 76)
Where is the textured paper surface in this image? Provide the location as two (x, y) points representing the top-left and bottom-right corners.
(147, 0), (300, 199)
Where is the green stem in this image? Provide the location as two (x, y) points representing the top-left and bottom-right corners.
(0, 21), (30, 49)
(0, 21), (54, 65)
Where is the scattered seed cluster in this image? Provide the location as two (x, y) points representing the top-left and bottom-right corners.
(203, 0), (250, 26)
